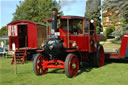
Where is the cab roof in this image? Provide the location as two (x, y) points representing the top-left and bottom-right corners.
(44, 16), (85, 21)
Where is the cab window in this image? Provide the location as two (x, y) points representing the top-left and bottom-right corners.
(84, 20), (89, 34)
(69, 20), (83, 35)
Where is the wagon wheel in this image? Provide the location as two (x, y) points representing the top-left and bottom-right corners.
(93, 45), (105, 67)
(65, 53), (79, 78)
(33, 53), (48, 75)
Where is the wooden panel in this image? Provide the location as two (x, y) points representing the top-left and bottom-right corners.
(37, 25), (47, 48)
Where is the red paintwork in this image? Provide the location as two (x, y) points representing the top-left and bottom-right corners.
(43, 60), (65, 69)
(27, 23), (38, 48)
(7, 20), (44, 50)
(107, 53), (120, 59)
(66, 48), (80, 52)
(98, 45), (105, 66)
(59, 28), (96, 52)
(36, 55), (48, 74)
(68, 55), (79, 76)
(120, 34), (128, 57)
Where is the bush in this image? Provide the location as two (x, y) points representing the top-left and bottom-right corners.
(96, 26), (102, 34)
(104, 26), (115, 38)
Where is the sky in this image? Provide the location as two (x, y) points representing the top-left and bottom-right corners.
(0, 0), (24, 28)
(0, 0), (103, 29)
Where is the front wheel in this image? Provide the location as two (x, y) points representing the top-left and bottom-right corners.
(33, 53), (48, 75)
(65, 53), (79, 78)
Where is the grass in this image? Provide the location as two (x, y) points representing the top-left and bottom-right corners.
(0, 56), (128, 85)
(0, 42), (127, 85)
(100, 40), (121, 52)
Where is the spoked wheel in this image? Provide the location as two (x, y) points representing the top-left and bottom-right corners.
(65, 53), (79, 78)
(94, 45), (105, 67)
(33, 53), (48, 75)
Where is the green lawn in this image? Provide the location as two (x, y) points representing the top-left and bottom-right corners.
(101, 41), (121, 52)
(0, 56), (128, 85)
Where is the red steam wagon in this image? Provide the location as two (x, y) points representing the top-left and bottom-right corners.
(7, 20), (47, 64)
(33, 8), (105, 78)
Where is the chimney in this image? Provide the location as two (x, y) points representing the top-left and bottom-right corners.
(52, 8), (58, 32)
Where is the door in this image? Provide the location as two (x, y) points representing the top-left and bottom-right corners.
(89, 21), (96, 52)
(18, 25), (28, 48)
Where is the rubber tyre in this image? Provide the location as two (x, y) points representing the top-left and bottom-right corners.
(33, 53), (48, 75)
(93, 45), (105, 67)
(65, 53), (79, 78)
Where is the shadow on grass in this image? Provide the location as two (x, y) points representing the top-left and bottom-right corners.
(105, 59), (128, 64)
(48, 69), (65, 74)
(78, 66), (93, 76)
(78, 59), (128, 76)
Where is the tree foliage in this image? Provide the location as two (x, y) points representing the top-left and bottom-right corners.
(104, 26), (115, 38)
(13, 0), (62, 24)
(0, 26), (7, 36)
(103, 0), (128, 37)
(85, 0), (102, 34)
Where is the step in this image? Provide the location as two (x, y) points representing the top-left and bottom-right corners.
(16, 59), (23, 61)
(15, 62), (23, 64)
(16, 56), (23, 58)
(15, 54), (24, 56)
(15, 53), (24, 55)
(16, 57), (23, 59)
(15, 56), (24, 58)
(11, 49), (27, 64)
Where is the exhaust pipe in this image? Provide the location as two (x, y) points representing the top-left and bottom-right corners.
(52, 8), (58, 32)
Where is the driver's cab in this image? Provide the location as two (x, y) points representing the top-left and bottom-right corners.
(46, 16), (96, 36)
(45, 15), (96, 52)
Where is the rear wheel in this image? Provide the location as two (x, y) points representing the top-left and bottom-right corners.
(33, 53), (48, 75)
(65, 53), (79, 78)
(93, 45), (105, 67)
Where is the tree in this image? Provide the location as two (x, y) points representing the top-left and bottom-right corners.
(0, 26), (7, 36)
(103, 0), (128, 38)
(85, 0), (102, 34)
(13, 0), (62, 24)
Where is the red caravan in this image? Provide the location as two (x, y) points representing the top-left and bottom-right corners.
(7, 20), (47, 64)
(33, 8), (105, 78)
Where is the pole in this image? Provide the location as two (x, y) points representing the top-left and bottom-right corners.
(14, 51), (17, 74)
(67, 19), (69, 48)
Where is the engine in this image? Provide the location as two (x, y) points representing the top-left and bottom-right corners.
(44, 38), (65, 59)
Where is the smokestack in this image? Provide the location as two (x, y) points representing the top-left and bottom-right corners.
(52, 8), (58, 32)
